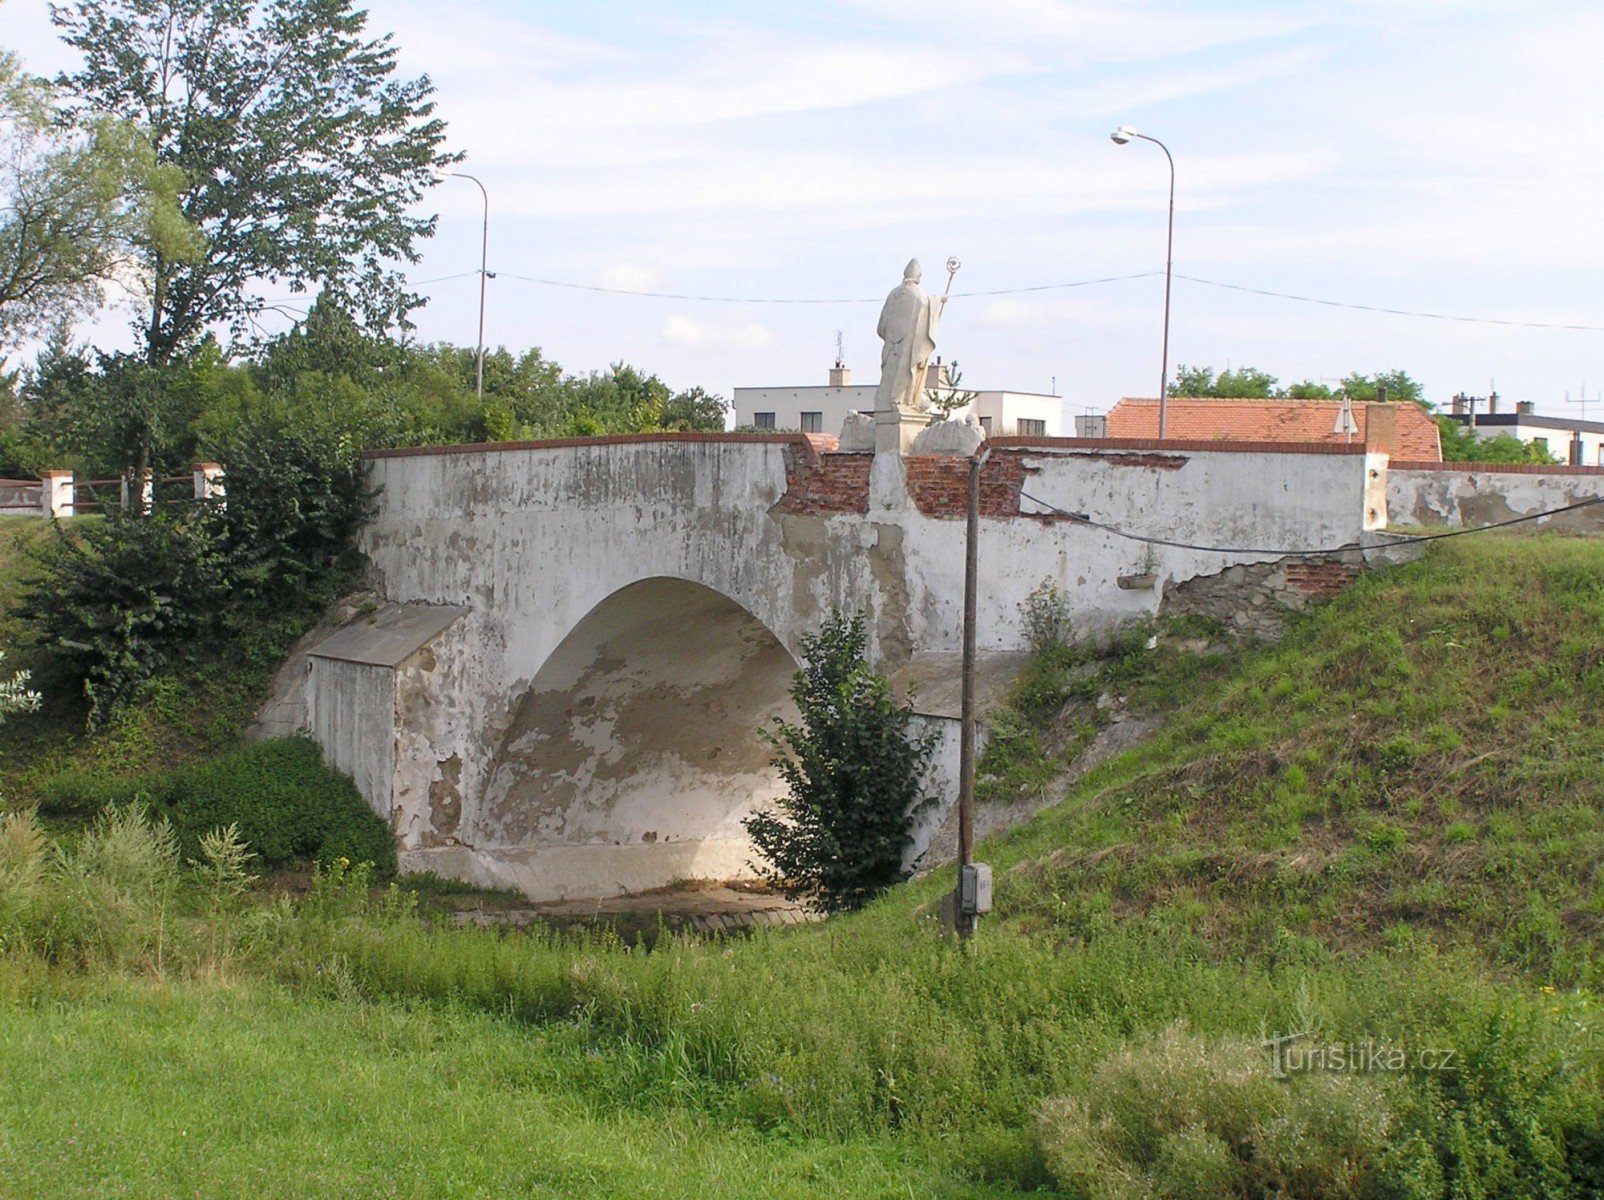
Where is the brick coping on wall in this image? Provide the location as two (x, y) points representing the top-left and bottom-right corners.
(1391, 459), (1604, 477)
(363, 431), (840, 462)
(364, 431), (1374, 462)
(988, 436), (1370, 456)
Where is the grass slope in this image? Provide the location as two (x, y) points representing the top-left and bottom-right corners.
(991, 532), (1604, 988)
(1, 532), (1600, 1197)
(0, 978), (1003, 1200)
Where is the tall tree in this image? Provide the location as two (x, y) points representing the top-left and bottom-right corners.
(51, 0), (456, 366)
(0, 44), (190, 354)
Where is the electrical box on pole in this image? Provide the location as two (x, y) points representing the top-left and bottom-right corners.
(959, 863), (992, 915)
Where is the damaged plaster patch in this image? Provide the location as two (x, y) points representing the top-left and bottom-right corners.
(475, 578), (800, 848)
(425, 755), (463, 845)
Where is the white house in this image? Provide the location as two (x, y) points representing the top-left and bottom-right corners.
(733, 359), (1063, 438)
(1450, 397), (1604, 466)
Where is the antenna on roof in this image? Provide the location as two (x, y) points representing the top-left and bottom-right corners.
(1333, 392), (1359, 443)
(834, 330), (845, 369)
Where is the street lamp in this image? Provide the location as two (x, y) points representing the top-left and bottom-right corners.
(1111, 125), (1174, 439)
(440, 170), (490, 400)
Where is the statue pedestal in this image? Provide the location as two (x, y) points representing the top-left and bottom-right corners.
(869, 406), (929, 512)
(874, 405), (931, 456)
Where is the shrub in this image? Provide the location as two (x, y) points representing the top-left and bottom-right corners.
(743, 610), (936, 912)
(1037, 1023), (1420, 1200)
(31, 803), (183, 969)
(46, 737), (395, 877)
(20, 509), (232, 728)
(216, 409), (372, 613)
(19, 412), (370, 729)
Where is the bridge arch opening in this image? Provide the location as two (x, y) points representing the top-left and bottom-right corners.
(470, 576), (801, 898)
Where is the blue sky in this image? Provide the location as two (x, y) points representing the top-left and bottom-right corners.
(5, 0), (1602, 418)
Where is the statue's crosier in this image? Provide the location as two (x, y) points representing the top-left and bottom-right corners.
(874, 258), (948, 414)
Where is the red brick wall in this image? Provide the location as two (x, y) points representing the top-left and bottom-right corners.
(903, 455), (1033, 518)
(1283, 558), (1361, 596)
(776, 449), (871, 515)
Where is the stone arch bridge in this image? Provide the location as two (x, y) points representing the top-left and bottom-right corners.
(265, 431), (1387, 900)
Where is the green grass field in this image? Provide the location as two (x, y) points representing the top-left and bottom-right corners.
(1, 532), (1601, 1197)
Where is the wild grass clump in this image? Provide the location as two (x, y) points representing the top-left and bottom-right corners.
(0, 804), (179, 969)
(40, 737), (395, 877)
(1037, 1024), (1404, 1199)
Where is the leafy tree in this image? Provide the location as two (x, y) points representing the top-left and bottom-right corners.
(1169, 365), (1427, 406)
(1436, 416), (1558, 464)
(926, 359), (980, 419)
(744, 610), (936, 912)
(1168, 364), (1278, 398)
(0, 43), (192, 353)
(52, 0), (455, 364)
(1340, 370), (1424, 405)
(660, 385), (730, 432)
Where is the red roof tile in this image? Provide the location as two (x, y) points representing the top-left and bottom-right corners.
(1106, 398), (1441, 461)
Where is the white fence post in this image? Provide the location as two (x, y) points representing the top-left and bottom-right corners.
(121, 469), (154, 514)
(193, 461), (225, 503)
(41, 470), (74, 518)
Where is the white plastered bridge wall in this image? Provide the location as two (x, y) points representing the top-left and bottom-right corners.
(288, 433), (1377, 901)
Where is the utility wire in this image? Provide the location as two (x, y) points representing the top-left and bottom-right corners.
(1016, 487), (1604, 557)
(478, 270), (1163, 304)
(1173, 274), (1604, 333)
(407, 266), (1604, 331)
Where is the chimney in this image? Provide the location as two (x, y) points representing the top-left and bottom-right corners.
(1516, 400), (1535, 416)
(1075, 414), (1108, 438)
(1365, 404), (1398, 455)
(1450, 393), (1467, 416)
(1488, 390), (1499, 414)
(923, 356), (949, 390)
(828, 364), (851, 387)
(1376, 384), (1388, 404)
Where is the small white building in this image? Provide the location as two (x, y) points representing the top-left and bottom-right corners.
(733, 360), (1063, 438)
(1451, 398), (1604, 467)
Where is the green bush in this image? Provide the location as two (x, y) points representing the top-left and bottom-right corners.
(1037, 1023), (1421, 1200)
(743, 610), (936, 912)
(46, 738), (395, 877)
(20, 508), (233, 728)
(216, 409), (372, 614)
(19, 413), (369, 730)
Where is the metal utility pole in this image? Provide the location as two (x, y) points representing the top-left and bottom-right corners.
(1110, 126), (1175, 438)
(443, 171), (490, 400)
(953, 447), (993, 940)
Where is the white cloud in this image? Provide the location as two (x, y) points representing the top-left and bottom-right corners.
(662, 314), (774, 350)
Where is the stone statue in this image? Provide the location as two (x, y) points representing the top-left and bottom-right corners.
(874, 259), (947, 414)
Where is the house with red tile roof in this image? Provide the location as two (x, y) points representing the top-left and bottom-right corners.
(1106, 397), (1443, 461)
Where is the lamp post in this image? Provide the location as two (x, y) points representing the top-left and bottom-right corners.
(1110, 125), (1174, 439)
(441, 170), (490, 400)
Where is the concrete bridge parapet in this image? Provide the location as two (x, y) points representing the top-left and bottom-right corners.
(280, 431), (1381, 901)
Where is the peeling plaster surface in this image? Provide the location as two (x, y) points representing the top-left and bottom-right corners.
(1388, 467), (1604, 531)
(296, 439), (1372, 900)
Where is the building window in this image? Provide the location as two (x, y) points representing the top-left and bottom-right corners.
(753, 412), (776, 430)
(800, 411), (823, 433)
(1017, 418), (1046, 437)
(978, 416), (992, 434)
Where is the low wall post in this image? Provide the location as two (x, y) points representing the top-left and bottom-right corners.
(40, 470), (74, 518)
(193, 461), (225, 503)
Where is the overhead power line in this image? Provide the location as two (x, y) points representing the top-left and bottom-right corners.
(1172, 274), (1604, 333)
(484, 269), (1163, 304)
(1015, 488), (1604, 557)
(411, 266), (1603, 332)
